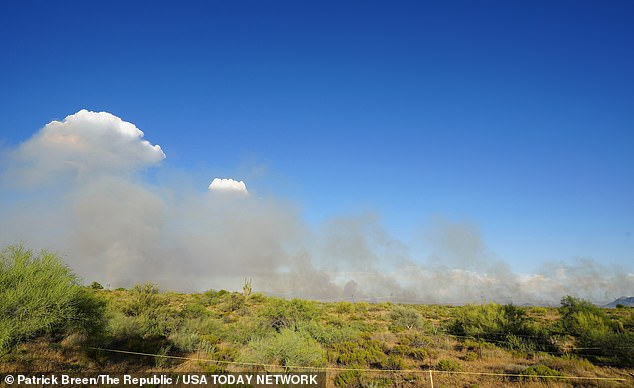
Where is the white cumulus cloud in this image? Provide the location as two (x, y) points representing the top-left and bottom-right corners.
(208, 178), (248, 194)
(7, 109), (165, 185)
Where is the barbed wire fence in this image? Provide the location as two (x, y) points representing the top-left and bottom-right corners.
(89, 347), (631, 387)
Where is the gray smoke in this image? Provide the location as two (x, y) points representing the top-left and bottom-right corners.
(1, 110), (631, 305)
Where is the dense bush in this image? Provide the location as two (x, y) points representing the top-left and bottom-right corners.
(168, 318), (216, 353)
(389, 305), (430, 332)
(383, 354), (404, 370)
(519, 365), (564, 381)
(259, 298), (320, 332)
(450, 303), (533, 340)
(436, 358), (461, 371)
(226, 317), (274, 345)
(400, 332), (431, 348)
(334, 371), (394, 388)
(392, 344), (428, 361)
(331, 335), (387, 367)
(239, 328), (326, 367)
(221, 293), (246, 313)
(334, 301), (354, 314)
(297, 320), (360, 346)
(0, 245), (105, 354)
(89, 281), (104, 289)
(556, 296), (633, 366)
(107, 311), (144, 340)
(174, 317), (223, 354)
(579, 332), (634, 367)
(120, 283), (178, 338)
(624, 312), (634, 331)
(124, 283), (162, 316)
(334, 370), (362, 387)
(462, 351), (479, 361)
(558, 296), (616, 337)
(201, 289), (230, 305)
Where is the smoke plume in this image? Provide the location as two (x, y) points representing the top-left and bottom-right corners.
(0, 110), (631, 305)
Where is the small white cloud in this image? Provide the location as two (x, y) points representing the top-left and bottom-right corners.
(208, 178), (248, 194)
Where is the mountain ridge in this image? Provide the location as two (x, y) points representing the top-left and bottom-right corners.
(603, 296), (634, 308)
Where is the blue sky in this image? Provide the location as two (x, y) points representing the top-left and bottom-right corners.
(1, 0), (633, 279)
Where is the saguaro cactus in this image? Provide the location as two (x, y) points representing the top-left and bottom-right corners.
(243, 277), (252, 300)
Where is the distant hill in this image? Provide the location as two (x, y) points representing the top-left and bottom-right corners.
(603, 296), (634, 308)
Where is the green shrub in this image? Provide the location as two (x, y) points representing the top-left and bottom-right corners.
(259, 298), (320, 332)
(449, 303), (537, 347)
(334, 372), (391, 388)
(451, 303), (531, 339)
(519, 365), (564, 381)
(505, 334), (536, 354)
(168, 326), (200, 353)
(197, 336), (219, 355)
(436, 359), (461, 372)
(89, 281), (104, 290)
(567, 311), (612, 337)
(248, 292), (266, 304)
(558, 295), (615, 337)
(400, 332), (431, 348)
(462, 338), (492, 351)
(355, 302), (370, 313)
(197, 343), (235, 372)
(181, 302), (210, 319)
(391, 344), (428, 361)
(580, 331), (634, 367)
(155, 345), (172, 368)
(334, 301), (354, 314)
(239, 328), (326, 367)
(530, 306), (548, 315)
(0, 245), (105, 354)
(168, 317), (224, 353)
(623, 312), (634, 331)
(389, 305), (429, 332)
(201, 289), (229, 305)
(107, 311), (144, 340)
(122, 283), (177, 337)
(297, 320), (360, 346)
(556, 296), (632, 365)
(331, 336), (387, 367)
(462, 351), (479, 361)
(334, 370), (362, 387)
(221, 293), (246, 313)
(226, 317), (273, 344)
(124, 283), (162, 316)
(383, 354), (404, 370)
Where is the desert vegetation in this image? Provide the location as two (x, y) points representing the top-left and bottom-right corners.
(1, 245), (633, 387)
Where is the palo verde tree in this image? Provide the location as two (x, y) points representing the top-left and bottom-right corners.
(558, 295), (633, 366)
(0, 244), (105, 354)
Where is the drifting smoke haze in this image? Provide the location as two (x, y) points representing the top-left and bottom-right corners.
(0, 110), (631, 305)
